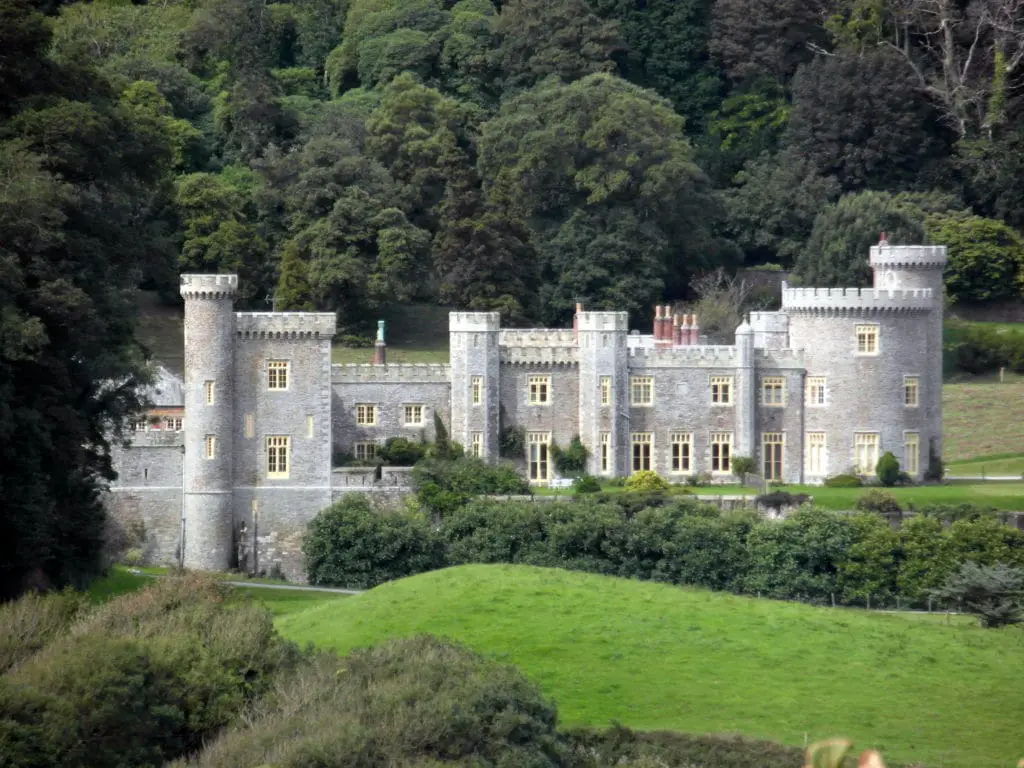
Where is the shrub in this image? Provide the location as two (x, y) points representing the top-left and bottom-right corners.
(1, 575), (299, 768)
(499, 424), (525, 459)
(876, 451), (901, 487)
(932, 562), (1024, 628)
(413, 457), (530, 516)
(551, 435), (588, 477)
(756, 491), (811, 511)
(854, 489), (902, 515)
(181, 636), (568, 768)
(926, 211), (1024, 302)
(0, 590), (88, 674)
(623, 470), (669, 492)
(824, 473), (863, 488)
(377, 436), (427, 466)
(574, 474), (601, 494)
(731, 456), (756, 482)
(304, 495), (444, 588)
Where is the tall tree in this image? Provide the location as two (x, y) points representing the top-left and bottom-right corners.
(0, 0), (174, 598)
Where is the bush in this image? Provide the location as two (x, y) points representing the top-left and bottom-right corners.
(0, 590), (88, 674)
(926, 211), (1024, 302)
(756, 491), (811, 511)
(377, 436), (428, 466)
(854, 489), (902, 515)
(304, 495), (444, 588)
(932, 562), (1024, 627)
(181, 636), (568, 768)
(551, 435), (588, 477)
(876, 451), (901, 487)
(623, 470), (669, 493)
(413, 457), (531, 516)
(574, 474), (601, 494)
(499, 424), (525, 459)
(1, 575), (299, 768)
(731, 456), (756, 482)
(824, 473), (863, 488)
(945, 319), (1024, 375)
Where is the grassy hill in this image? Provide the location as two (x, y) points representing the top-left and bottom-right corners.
(277, 564), (1024, 768)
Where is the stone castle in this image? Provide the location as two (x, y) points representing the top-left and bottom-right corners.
(107, 241), (946, 580)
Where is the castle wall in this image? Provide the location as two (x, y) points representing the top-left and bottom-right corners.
(788, 311), (931, 478)
(754, 366), (806, 484)
(499, 362), (580, 454)
(331, 364), (451, 456)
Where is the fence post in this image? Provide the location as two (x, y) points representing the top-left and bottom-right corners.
(866, 593), (871, 610)
(928, 597), (933, 613)
(896, 596), (901, 611)
(830, 593), (835, 607)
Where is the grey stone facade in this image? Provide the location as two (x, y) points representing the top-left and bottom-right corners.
(108, 243), (946, 579)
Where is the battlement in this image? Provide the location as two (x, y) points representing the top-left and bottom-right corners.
(499, 329), (576, 347)
(870, 244), (947, 268)
(576, 311), (629, 332)
(628, 345), (738, 368)
(781, 285), (935, 313)
(235, 312), (337, 339)
(331, 363), (451, 383)
(180, 274), (238, 299)
(500, 346), (578, 365)
(755, 348), (804, 368)
(449, 312), (500, 332)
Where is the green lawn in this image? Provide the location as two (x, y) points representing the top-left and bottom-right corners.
(943, 371), (1024, 463)
(333, 303), (451, 364)
(537, 481), (1024, 511)
(946, 453), (1024, 478)
(276, 564), (1024, 768)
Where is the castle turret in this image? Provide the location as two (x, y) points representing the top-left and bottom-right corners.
(577, 311), (629, 477)
(449, 312), (501, 461)
(180, 274), (237, 570)
(734, 319), (756, 462)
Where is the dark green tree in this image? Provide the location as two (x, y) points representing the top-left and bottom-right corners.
(0, 0), (175, 598)
(932, 562), (1024, 628)
(925, 211), (1024, 302)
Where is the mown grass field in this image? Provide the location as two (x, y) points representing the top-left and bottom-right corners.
(277, 564), (1024, 768)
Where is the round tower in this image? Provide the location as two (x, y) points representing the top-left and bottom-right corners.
(180, 274), (237, 570)
(870, 241), (947, 471)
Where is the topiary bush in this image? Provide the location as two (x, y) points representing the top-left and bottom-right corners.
(623, 470), (669, 493)
(303, 494), (445, 588)
(855, 489), (902, 515)
(876, 451), (901, 487)
(824, 473), (863, 488)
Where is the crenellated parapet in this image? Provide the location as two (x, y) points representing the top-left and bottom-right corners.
(331, 363), (451, 383)
(781, 284), (935, 313)
(499, 329), (576, 347)
(577, 311), (629, 332)
(235, 312), (337, 339)
(180, 274), (238, 299)
(628, 345), (738, 368)
(870, 244), (947, 268)
(500, 346), (578, 365)
(449, 312), (500, 332)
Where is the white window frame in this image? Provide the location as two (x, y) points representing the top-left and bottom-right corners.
(354, 442), (376, 461)
(599, 432), (611, 475)
(904, 375), (920, 408)
(600, 376), (611, 407)
(527, 375), (551, 406)
(244, 413), (255, 439)
(471, 376), (483, 406)
(856, 324), (879, 355)
(164, 416), (183, 432)
(854, 432), (880, 475)
(631, 432), (653, 472)
(267, 360), (290, 391)
(403, 404), (425, 427)
(266, 435), (290, 479)
(762, 432), (785, 481)
(670, 432), (692, 474)
(355, 404), (377, 426)
(204, 434), (216, 460)
(805, 432), (827, 477)
(806, 377), (826, 407)
(306, 415), (314, 439)
(471, 432), (483, 457)
(710, 376), (733, 406)
(204, 380), (215, 405)
(527, 432), (551, 482)
(629, 376), (653, 407)
(904, 431), (920, 476)
(710, 431), (732, 473)
(761, 376), (786, 407)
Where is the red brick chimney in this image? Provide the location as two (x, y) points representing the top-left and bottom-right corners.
(653, 305), (663, 341)
(689, 314), (700, 345)
(372, 319), (386, 365)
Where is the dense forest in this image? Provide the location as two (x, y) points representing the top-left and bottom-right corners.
(2, 0), (1024, 594)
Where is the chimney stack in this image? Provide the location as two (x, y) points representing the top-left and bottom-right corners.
(673, 314), (682, 346)
(573, 302), (583, 343)
(372, 319), (387, 365)
(689, 314), (700, 345)
(653, 305), (663, 341)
